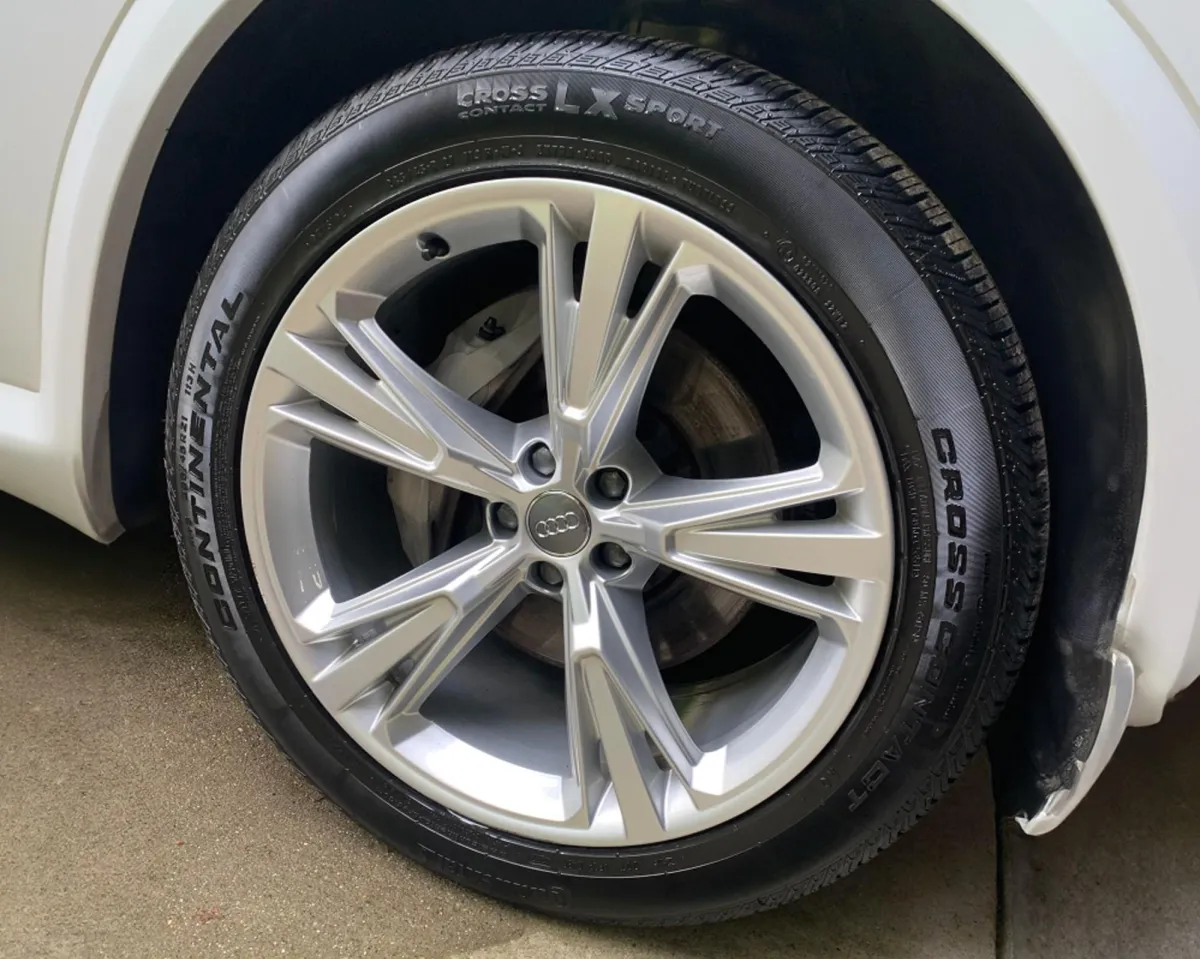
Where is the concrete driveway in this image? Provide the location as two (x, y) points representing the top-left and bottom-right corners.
(0, 492), (1195, 958)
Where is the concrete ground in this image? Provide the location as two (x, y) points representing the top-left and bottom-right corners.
(0, 492), (1194, 958)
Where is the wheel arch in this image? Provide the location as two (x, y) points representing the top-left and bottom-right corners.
(53, 0), (1190, 821)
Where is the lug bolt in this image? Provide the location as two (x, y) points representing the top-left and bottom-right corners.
(529, 444), (556, 478)
(416, 232), (451, 261)
(492, 503), (519, 532)
(535, 562), (564, 590)
(598, 542), (632, 571)
(595, 469), (629, 501)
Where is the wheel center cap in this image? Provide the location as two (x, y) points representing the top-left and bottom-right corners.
(526, 491), (590, 557)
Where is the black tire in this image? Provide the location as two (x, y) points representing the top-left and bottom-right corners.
(167, 32), (1048, 925)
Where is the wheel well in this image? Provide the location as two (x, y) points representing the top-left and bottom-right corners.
(111, 0), (1145, 815)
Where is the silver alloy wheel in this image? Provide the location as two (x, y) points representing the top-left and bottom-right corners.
(240, 178), (894, 846)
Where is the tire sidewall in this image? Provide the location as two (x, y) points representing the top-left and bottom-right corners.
(170, 52), (1008, 921)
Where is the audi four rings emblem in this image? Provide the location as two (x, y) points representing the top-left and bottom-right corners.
(534, 512), (581, 539)
(525, 491), (591, 556)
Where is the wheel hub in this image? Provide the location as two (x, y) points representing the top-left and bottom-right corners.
(494, 328), (780, 669)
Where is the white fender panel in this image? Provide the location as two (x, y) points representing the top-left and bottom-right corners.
(930, 0), (1200, 724)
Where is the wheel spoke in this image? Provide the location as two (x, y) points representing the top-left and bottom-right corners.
(601, 453), (875, 629)
(564, 193), (645, 413)
(266, 289), (521, 500)
(533, 198), (710, 476)
(616, 453), (862, 537)
(376, 572), (525, 722)
(265, 328), (435, 462)
(308, 603), (452, 712)
(266, 398), (429, 477)
(300, 536), (522, 712)
(535, 203), (578, 428)
(583, 242), (709, 467)
(676, 519), (890, 582)
(563, 572), (700, 841)
(659, 551), (861, 634)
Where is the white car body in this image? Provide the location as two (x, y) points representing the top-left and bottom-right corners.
(1, 0), (1198, 828)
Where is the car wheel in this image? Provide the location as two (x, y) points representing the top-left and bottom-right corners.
(166, 31), (1048, 924)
